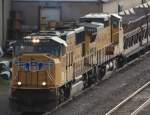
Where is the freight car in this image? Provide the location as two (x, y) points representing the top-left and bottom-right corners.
(120, 4), (150, 62)
(9, 2), (150, 112)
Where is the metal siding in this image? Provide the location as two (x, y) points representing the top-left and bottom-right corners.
(12, 2), (100, 27)
(0, 0), (10, 46)
(12, 2), (39, 27)
(11, 0), (150, 28)
(103, 0), (150, 13)
(4, 0), (11, 44)
(61, 2), (99, 21)
(40, 8), (60, 21)
(0, 0), (2, 46)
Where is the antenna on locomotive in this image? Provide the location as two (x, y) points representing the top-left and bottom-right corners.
(117, 0), (121, 14)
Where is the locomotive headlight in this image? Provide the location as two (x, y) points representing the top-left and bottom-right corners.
(42, 82), (47, 86)
(17, 81), (22, 86)
(36, 39), (40, 43)
(32, 38), (40, 43)
(32, 39), (37, 43)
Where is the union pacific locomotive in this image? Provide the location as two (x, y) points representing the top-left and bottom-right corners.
(9, 2), (150, 112)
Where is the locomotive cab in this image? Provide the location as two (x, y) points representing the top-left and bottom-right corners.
(10, 35), (68, 111)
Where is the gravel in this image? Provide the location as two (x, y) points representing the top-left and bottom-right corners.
(50, 53), (150, 115)
(138, 103), (150, 115)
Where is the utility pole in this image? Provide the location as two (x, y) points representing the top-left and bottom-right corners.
(2, 0), (4, 46)
(117, 0), (119, 14)
(98, 0), (103, 12)
(117, 0), (122, 13)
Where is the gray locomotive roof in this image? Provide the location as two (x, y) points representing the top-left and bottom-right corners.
(24, 35), (68, 47)
(79, 22), (104, 33)
(80, 13), (110, 21)
(79, 23), (101, 28)
(120, 2), (150, 24)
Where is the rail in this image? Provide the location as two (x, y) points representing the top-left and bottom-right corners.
(105, 80), (150, 115)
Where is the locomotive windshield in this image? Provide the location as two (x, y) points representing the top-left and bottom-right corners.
(14, 38), (65, 56)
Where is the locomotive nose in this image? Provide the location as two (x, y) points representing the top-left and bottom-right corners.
(10, 55), (59, 112)
(13, 54), (55, 88)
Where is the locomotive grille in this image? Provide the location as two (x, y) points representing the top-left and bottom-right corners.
(15, 60), (55, 88)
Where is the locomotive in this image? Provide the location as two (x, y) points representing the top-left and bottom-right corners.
(9, 2), (150, 112)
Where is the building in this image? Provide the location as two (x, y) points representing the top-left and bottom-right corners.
(11, 0), (103, 30)
(0, 0), (149, 46)
(11, 0), (149, 30)
(0, 0), (11, 46)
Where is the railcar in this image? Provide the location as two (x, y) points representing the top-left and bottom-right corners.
(9, 14), (122, 111)
(120, 3), (150, 62)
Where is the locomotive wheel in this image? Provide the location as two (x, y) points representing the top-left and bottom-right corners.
(97, 66), (106, 81)
(92, 68), (98, 83)
(116, 56), (126, 68)
(83, 76), (89, 89)
(58, 88), (65, 104)
(65, 84), (71, 99)
(89, 72), (97, 85)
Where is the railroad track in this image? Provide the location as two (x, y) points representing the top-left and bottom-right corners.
(20, 112), (44, 115)
(105, 80), (150, 115)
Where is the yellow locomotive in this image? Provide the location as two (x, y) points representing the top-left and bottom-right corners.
(9, 2), (150, 112)
(9, 13), (123, 111)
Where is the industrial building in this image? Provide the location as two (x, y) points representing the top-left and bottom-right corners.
(11, 0), (102, 30)
(0, 0), (149, 46)
(11, 0), (149, 32)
